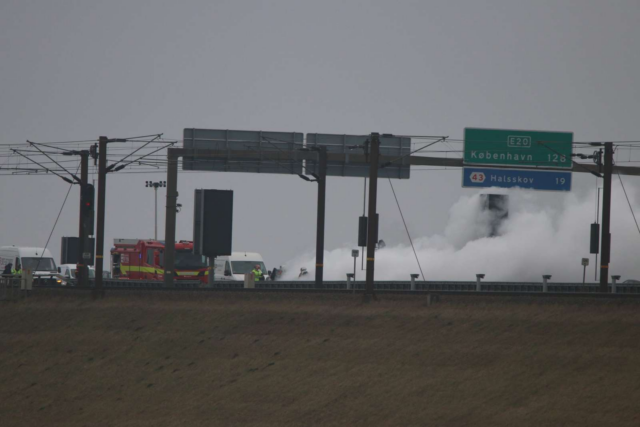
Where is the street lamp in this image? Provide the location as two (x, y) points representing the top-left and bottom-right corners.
(145, 181), (166, 240)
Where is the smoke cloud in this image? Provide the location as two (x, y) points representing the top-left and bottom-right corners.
(281, 186), (640, 283)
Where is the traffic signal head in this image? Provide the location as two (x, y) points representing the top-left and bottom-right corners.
(81, 183), (95, 236)
(81, 184), (95, 213)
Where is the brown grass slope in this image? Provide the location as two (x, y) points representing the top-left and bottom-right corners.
(0, 293), (639, 427)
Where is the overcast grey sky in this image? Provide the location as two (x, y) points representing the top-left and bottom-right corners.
(2, 0), (640, 278)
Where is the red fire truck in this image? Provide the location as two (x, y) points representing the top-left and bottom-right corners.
(110, 239), (208, 284)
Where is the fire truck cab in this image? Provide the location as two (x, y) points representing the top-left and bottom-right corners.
(110, 239), (208, 283)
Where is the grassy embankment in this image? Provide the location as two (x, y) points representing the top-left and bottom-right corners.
(1, 292), (639, 426)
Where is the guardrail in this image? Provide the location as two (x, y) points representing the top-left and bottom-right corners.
(207, 280), (640, 294)
(23, 279), (640, 296)
(0, 276), (22, 301)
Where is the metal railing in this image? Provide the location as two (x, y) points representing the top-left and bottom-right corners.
(18, 277), (640, 296)
(206, 280), (640, 294)
(0, 276), (22, 301)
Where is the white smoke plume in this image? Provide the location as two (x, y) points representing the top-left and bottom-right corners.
(281, 186), (640, 283)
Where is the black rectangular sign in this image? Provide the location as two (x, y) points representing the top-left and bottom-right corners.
(193, 189), (233, 257)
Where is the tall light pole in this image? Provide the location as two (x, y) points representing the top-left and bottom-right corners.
(146, 181), (166, 240)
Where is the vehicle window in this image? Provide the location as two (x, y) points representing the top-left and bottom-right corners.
(175, 251), (207, 269)
(225, 261), (231, 273)
(230, 261), (266, 275)
(21, 257), (56, 271)
(146, 250), (155, 266)
(112, 254), (121, 276)
(88, 269), (95, 278)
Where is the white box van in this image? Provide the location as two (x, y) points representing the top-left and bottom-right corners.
(214, 252), (267, 281)
(0, 246), (58, 284)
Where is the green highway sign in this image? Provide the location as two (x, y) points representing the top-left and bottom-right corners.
(463, 128), (573, 169)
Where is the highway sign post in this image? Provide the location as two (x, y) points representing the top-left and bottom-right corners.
(464, 128), (573, 169)
(462, 167), (572, 191)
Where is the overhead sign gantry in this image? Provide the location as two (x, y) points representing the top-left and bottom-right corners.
(163, 129), (414, 299)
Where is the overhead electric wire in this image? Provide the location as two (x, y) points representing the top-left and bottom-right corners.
(6, 136), (640, 179)
(11, 149), (76, 183)
(0, 134), (171, 148)
(28, 141), (80, 182)
(28, 141), (76, 153)
(536, 141), (602, 177)
(37, 163), (81, 267)
(108, 134), (162, 170)
(442, 140), (462, 158)
(1, 141), (177, 173)
(616, 171), (640, 236)
(131, 160), (161, 169)
(0, 150), (14, 168)
(0, 148), (76, 157)
(0, 139), (97, 146)
(109, 142), (175, 172)
(410, 168), (459, 172)
(0, 139), (175, 176)
(387, 177), (426, 282)
(380, 137), (448, 169)
(0, 166), (64, 173)
(0, 142), (175, 161)
(117, 133), (164, 141)
(572, 140), (640, 145)
(396, 135), (448, 139)
(7, 136), (640, 148)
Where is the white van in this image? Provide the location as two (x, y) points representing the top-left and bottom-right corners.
(214, 252), (267, 281)
(0, 246), (58, 284)
(57, 263), (96, 286)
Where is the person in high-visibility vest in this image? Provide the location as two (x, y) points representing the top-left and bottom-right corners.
(12, 263), (22, 276)
(251, 264), (263, 281)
